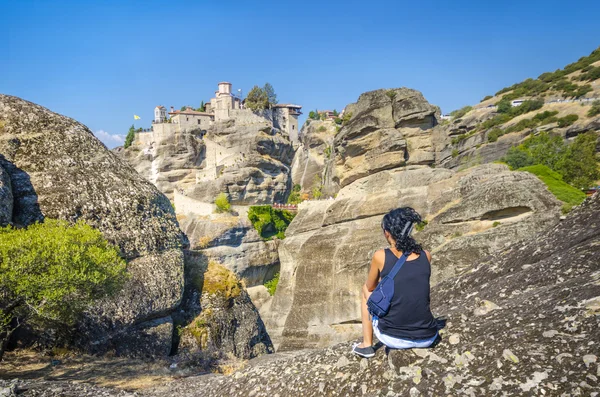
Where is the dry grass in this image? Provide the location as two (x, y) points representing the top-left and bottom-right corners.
(196, 235), (213, 249)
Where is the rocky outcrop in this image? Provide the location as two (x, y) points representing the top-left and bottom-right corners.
(116, 128), (205, 199)
(179, 213), (280, 287)
(175, 252), (273, 360)
(145, 192), (600, 397)
(332, 88), (439, 190)
(0, 94), (187, 358)
(178, 114), (294, 205)
(290, 120), (336, 193)
(263, 164), (561, 350)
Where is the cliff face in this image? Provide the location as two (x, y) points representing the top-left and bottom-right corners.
(333, 88), (439, 190)
(0, 94), (188, 358)
(145, 191), (600, 397)
(115, 128), (206, 200)
(263, 164), (560, 350)
(263, 88), (562, 350)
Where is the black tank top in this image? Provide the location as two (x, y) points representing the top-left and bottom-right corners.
(377, 249), (438, 340)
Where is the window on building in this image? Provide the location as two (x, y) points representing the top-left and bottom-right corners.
(186, 117), (189, 121)
(198, 119), (201, 125)
(292, 125), (295, 130)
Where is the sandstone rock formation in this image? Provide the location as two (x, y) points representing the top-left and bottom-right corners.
(290, 119), (336, 194)
(116, 128), (205, 199)
(175, 252), (273, 360)
(332, 88), (439, 190)
(179, 213), (280, 287)
(143, 191), (600, 397)
(262, 163), (561, 351)
(185, 115), (294, 205)
(0, 94), (187, 358)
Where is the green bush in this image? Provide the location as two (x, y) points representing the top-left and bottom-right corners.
(532, 110), (559, 123)
(450, 106), (472, 119)
(556, 114), (579, 128)
(557, 132), (600, 189)
(318, 126), (327, 132)
(588, 101), (600, 117)
(518, 165), (586, 207)
(0, 220), (128, 359)
(264, 273), (280, 296)
(451, 149), (459, 158)
(492, 221), (501, 227)
(324, 146), (332, 158)
(215, 192), (231, 213)
(487, 128), (503, 143)
(415, 220), (428, 232)
(248, 206), (296, 240)
(503, 147), (535, 169)
(481, 95), (493, 102)
(341, 112), (353, 125)
(287, 184), (303, 204)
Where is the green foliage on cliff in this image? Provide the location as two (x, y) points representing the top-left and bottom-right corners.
(248, 206), (296, 240)
(588, 101), (600, 117)
(450, 106), (472, 119)
(287, 184), (303, 205)
(494, 46), (600, 99)
(215, 192), (231, 213)
(0, 220), (128, 359)
(504, 132), (600, 189)
(264, 272), (280, 296)
(556, 114), (579, 128)
(518, 165), (586, 209)
(124, 124), (135, 148)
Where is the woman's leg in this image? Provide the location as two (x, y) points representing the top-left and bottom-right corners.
(359, 284), (373, 348)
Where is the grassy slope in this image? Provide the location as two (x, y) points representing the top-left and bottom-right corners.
(518, 165), (586, 207)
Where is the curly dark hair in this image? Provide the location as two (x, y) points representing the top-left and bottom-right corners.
(381, 207), (423, 254)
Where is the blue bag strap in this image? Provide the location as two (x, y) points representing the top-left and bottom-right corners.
(387, 251), (411, 280)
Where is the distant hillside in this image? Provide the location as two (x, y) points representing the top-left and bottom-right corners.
(440, 46), (600, 171)
(486, 46), (600, 101)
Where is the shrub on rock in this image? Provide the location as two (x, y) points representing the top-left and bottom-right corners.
(0, 219), (128, 359)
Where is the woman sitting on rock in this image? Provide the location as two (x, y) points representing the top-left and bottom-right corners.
(352, 207), (439, 358)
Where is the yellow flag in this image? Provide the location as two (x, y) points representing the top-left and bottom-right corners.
(134, 115), (141, 120)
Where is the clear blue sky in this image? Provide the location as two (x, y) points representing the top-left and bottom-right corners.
(2, 0), (599, 148)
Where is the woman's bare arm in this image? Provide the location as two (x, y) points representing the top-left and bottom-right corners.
(365, 249), (385, 291)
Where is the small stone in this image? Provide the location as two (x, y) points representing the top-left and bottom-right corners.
(583, 354), (597, 368)
(543, 330), (559, 338)
(449, 334), (460, 345)
(319, 383), (325, 393)
(503, 349), (519, 364)
(473, 300), (502, 316)
(409, 387), (420, 396)
(335, 356), (350, 368)
(361, 384), (367, 395)
(360, 358), (369, 371)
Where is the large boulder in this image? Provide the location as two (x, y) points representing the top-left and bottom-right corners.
(263, 164), (561, 350)
(332, 88), (439, 189)
(0, 94), (188, 358)
(145, 191), (600, 397)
